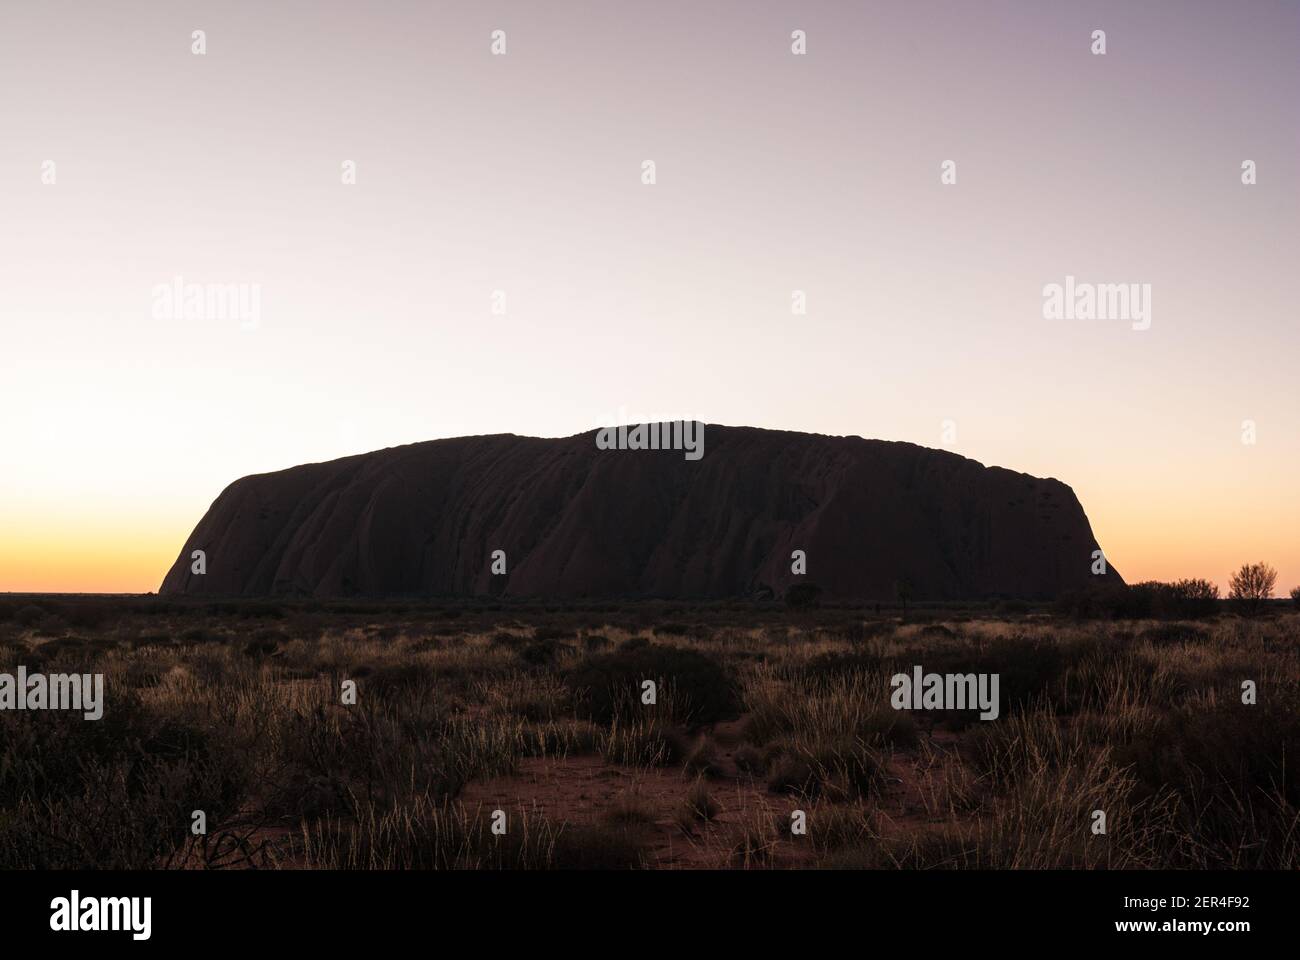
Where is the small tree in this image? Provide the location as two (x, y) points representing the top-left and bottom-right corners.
(893, 576), (914, 619)
(1291, 586), (1300, 609)
(1228, 562), (1277, 617)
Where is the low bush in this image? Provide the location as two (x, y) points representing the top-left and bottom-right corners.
(565, 643), (740, 725)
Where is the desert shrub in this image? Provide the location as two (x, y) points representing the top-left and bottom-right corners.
(733, 744), (765, 774)
(59, 602), (118, 630)
(1137, 623), (1209, 646)
(129, 631), (176, 650)
(242, 627), (284, 658)
(653, 622), (690, 636)
(33, 635), (88, 655)
(683, 737), (724, 778)
(276, 699), (510, 815)
(1118, 688), (1300, 808)
(235, 602), (285, 619)
(911, 634), (1075, 722)
(930, 725), (1162, 869)
(1112, 685), (1300, 867)
(790, 650), (882, 682)
(519, 638), (566, 667)
(857, 707), (920, 749)
(32, 616), (68, 637)
(731, 806), (779, 866)
(1077, 580), (1222, 620)
(0, 753), (244, 870)
(597, 711), (684, 767)
(1123, 582), (1167, 618)
(1164, 579), (1220, 618)
(287, 611), (328, 642)
(765, 736), (880, 800)
(1, 693), (196, 804)
(1106, 579), (1222, 619)
(13, 604), (46, 627)
(825, 620), (892, 645)
(565, 643), (740, 725)
(785, 583), (823, 610)
(602, 795), (658, 826)
(477, 673), (566, 722)
(582, 634), (611, 652)
(0, 693), (247, 868)
(22, 637), (102, 673)
(744, 667), (917, 749)
(682, 779), (721, 822)
(180, 626), (223, 644)
(1054, 583), (1177, 620)
(520, 719), (599, 757)
(901, 610), (941, 624)
(971, 707), (1079, 786)
(363, 660), (438, 697)
(119, 655), (165, 687)
(533, 625), (571, 642)
(1052, 589), (1091, 618)
(807, 804), (875, 854)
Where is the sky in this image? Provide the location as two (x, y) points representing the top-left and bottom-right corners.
(1, 0), (1297, 595)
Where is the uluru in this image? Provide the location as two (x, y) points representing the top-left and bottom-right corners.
(158, 425), (1122, 601)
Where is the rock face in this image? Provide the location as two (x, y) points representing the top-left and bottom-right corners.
(159, 425), (1122, 600)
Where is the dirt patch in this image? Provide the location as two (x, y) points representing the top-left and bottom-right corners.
(460, 753), (818, 868)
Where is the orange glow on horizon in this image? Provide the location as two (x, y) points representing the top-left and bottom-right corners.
(3, 461), (1296, 598)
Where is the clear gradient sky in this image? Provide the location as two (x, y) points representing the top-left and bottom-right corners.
(1, 0), (1297, 594)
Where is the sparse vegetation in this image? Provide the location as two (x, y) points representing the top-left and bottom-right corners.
(0, 594), (1295, 869)
(1055, 578), (1222, 620)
